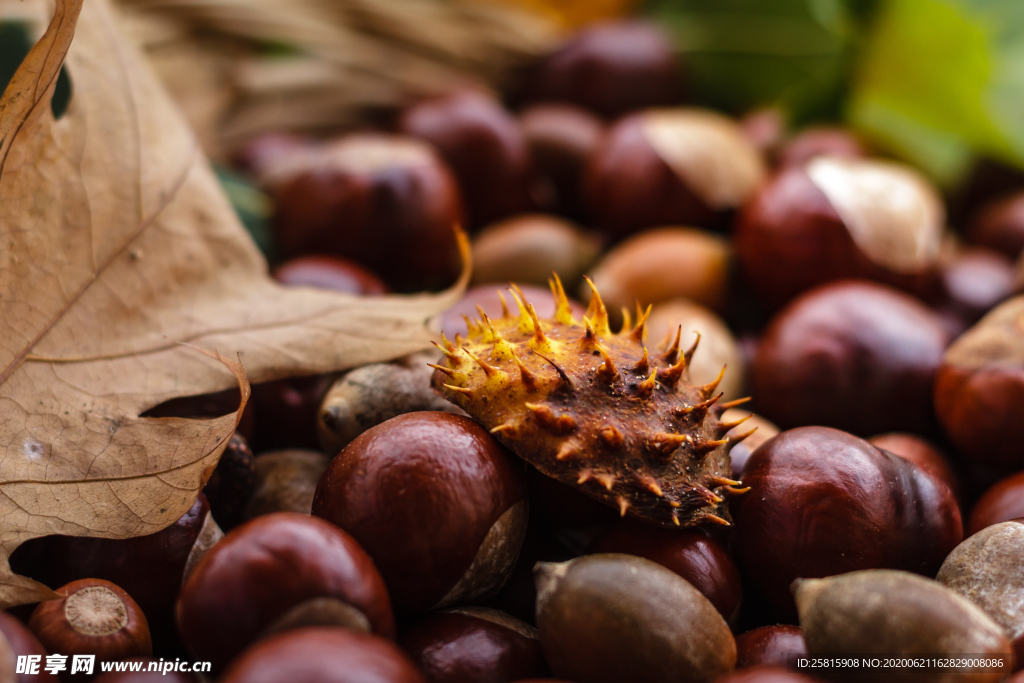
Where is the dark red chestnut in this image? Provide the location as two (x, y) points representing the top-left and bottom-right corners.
(398, 607), (547, 683)
(219, 627), (426, 683)
(249, 373), (336, 451)
(968, 191), (1024, 259)
(968, 472), (1024, 535)
(30, 579), (152, 668)
(271, 133), (463, 291)
(731, 427), (962, 621)
(587, 520), (742, 624)
(176, 512), (394, 671)
(716, 668), (822, 683)
(520, 21), (683, 119)
(869, 432), (961, 504)
(752, 281), (949, 436)
(776, 127), (867, 169)
(585, 108), (765, 239)
(735, 626), (806, 669)
(272, 255), (389, 296)
(735, 159), (944, 308)
(935, 296), (1024, 471)
(520, 104), (604, 216)
(399, 91), (533, 228)
(312, 412), (528, 615)
(0, 610), (58, 682)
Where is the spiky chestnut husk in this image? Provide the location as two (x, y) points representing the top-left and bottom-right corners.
(430, 276), (753, 528)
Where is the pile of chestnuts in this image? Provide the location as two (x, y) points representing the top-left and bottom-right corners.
(5, 15), (1024, 683)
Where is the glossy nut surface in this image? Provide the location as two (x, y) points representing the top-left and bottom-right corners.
(732, 427), (962, 620)
(176, 512), (394, 671)
(752, 281), (948, 436)
(219, 627), (426, 683)
(869, 432), (961, 504)
(312, 412), (528, 614)
(272, 255), (389, 296)
(735, 626), (806, 669)
(968, 472), (1024, 535)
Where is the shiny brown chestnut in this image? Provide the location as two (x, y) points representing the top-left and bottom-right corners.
(968, 191), (1024, 259)
(0, 610), (58, 683)
(585, 108), (765, 239)
(731, 427), (962, 621)
(271, 133), (462, 291)
(520, 21), (683, 119)
(203, 434), (256, 531)
(967, 471), (1024, 534)
(438, 284), (586, 341)
(398, 607), (547, 683)
(752, 281), (949, 436)
(735, 626), (806, 670)
(587, 521), (742, 624)
(249, 373), (336, 451)
(735, 159), (944, 309)
(776, 126), (867, 169)
(869, 432), (961, 504)
(272, 255), (389, 296)
(312, 412), (528, 615)
(398, 91), (533, 228)
(520, 104), (605, 216)
(30, 579), (152, 668)
(244, 449), (330, 518)
(716, 668), (822, 683)
(219, 627), (426, 683)
(176, 512), (394, 671)
(934, 296), (1024, 471)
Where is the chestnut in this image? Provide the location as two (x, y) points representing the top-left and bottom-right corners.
(735, 626), (806, 669)
(30, 579), (152, 667)
(176, 512), (394, 671)
(520, 104), (605, 216)
(272, 255), (389, 296)
(868, 432), (961, 504)
(967, 471), (1024, 535)
(968, 190), (1024, 259)
(586, 227), (731, 314)
(520, 21), (683, 119)
(398, 607), (547, 682)
(731, 427), (962, 621)
(534, 554), (736, 683)
(776, 126), (867, 169)
(934, 296), (1024, 471)
(439, 284), (585, 340)
(735, 158), (944, 308)
(244, 449), (330, 518)
(471, 214), (601, 289)
(219, 627), (426, 683)
(795, 570), (1011, 683)
(937, 521), (1024, 664)
(202, 433), (256, 531)
(585, 108), (765, 238)
(0, 610), (58, 682)
(721, 410), (779, 479)
(312, 412), (528, 615)
(752, 281), (949, 436)
(271, 133), (462, 291)
(587, 521), (742, 624)
(231, 133), (313, 185)
(249, 373), (335, 451)
(716, 668), (821, 683)
(934, 246), (1016, 335)
(398, 91), (533, 228)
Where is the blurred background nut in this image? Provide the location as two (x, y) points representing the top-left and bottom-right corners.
(795, 570), (1011, 683)
(471, 214), (601, 289)
(317, 351), (463, 457)
(932, 245), (1016, 337)
(250, 374), (336, 452)
(244, 449), (330, 518)
(271, 255), (390, 296)
(0, 610), (57, 683)
(585, 109), (765, 238)
(534, 554), (736, 683)
(967, 191), (1024, 260)
(968, 472), (1024, 535)
(776, 126), (867, 170)
(520, 104), (605, 217)
(734, 626), (806, 670)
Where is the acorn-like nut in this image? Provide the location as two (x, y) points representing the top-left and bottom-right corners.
(732, 427), (962, 620)
(272, 255), (389, 296)
(471, 214), (601, 289)
(716, 668), (821, 683)
(735, 626), (806, 669)
(735, 158), (944, 308)
(722, 410), (779, 479)
(534, 554), (735, 683)
(250, 373), (335, 451)
(520, 21), (683, 119)
(776, 127), (867, 169)
(203, 433), (256, 531)
(520, 104), (605, 216)
(585, 109), (765, 238)
(243, 449), (330, 518)
(312, 412), (528, 615)
(219, 627), (426, 683)
(869, 432), (961, 504)
(968, 472), (1024, 534)
(271, 133), (463, 291)
(399, 90), (533, 228)
(937, 521), (1024, 663)
(968, 191), (1024, 259)
(439, 284), (586, 340)
(587, 521), (742, 624)
(587, 228), (731, 314)
(753, 281), (949, 436)
(398, 607), (547, 682)
(176, 512), (394, 671)
(795, 570), (1012, 683)
(644, 298), (743, 399)
(0, 610), (58, 682)
(934, 296), (1024, 471)
(30, 579), (152, 667)
(318, 352), (462, 456)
